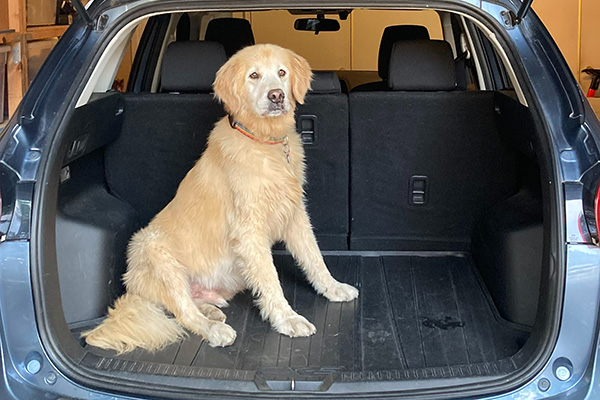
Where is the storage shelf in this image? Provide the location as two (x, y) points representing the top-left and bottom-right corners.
(25, 25), (68, 41)
(3, 0), (71, 116)
(0, 30), (17, 44)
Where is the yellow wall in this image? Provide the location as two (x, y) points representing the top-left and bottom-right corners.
(248, 10), (442, 71)
(535, 0), (600, 116)
(580, 1), (600, 92)
(351, 10), (443, 70)
(534, 1), (579, 80)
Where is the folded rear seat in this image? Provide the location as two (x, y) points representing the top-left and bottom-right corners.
(105, 41), (227, 226)
(297, 72), (349, 249)
(349, 40), (518, 250)
(106, 43), (350, 250)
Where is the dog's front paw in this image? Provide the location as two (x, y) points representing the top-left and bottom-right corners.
(195, 302), (227, 322)
(275, 314), (316, 337)
(323, 281), (359, 302)
(206, 322), (237, 347)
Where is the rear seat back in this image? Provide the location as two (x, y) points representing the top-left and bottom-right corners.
(349, 40), (518, 250)
(160, 41), (226, 93)
(297, 72), (349, 249)
(105, 41), (227, 225)
(205, 18), (255, 58)
(353, 25), (430, 92)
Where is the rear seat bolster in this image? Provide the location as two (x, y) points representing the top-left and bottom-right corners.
(295, 71), (350, 249)
(105, 94), (224, 225)
(297, 92), (349, 249)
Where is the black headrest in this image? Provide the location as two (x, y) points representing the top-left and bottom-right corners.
(309, 72), (341, 94)
(161, 41), (227, 93)
(205, 18), (255, 58)
(378, 25), (430, 80)
(388, 40), (456, 91)
(176, 13), (191, 41)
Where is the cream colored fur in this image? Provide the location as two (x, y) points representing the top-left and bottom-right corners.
(83, 44), (359, 354)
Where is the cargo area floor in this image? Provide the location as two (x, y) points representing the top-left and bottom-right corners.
(78, 253), (529, 384)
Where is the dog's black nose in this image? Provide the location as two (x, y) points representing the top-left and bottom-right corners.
(268, 89), (285, 103)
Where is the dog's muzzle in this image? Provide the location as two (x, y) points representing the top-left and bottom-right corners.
(268, 89), (286, 111)
(268, 89), (285, 104)
(263, 89), (288, 115)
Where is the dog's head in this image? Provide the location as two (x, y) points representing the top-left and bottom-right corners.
(213, 44), (312, 119)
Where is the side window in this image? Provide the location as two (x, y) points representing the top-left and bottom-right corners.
(477, 30), (513, 90)
(112, 18), (149, 92)
(462, 18), (513, 91)
(122, 15), (171, 93)
(450, 15), (480, 90)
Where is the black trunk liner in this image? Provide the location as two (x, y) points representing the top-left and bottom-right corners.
(78, 253), (529, 385)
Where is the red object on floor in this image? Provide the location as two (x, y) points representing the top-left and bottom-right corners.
(582, 68), (600, 98)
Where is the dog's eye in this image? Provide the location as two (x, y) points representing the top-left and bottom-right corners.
(249, 72), (259, 79)
(278, 69), (287, 77)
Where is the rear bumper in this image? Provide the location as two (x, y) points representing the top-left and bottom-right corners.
(0, 0), (597, 398)
(1, 241), (599, 399)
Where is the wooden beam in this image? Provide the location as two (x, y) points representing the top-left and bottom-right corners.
(7, 0), (26, 33)
(0, 31), (17, 44)
(7, 36), (27, 115)
(26, 25), (69, 41)
(6, 0), (26, 116)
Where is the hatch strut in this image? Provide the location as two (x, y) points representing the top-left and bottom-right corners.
(71, 0), (94, 26)
(515, 0), (534, 24)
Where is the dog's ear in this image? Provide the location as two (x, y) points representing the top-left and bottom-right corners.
(213, 58), (243, 115)
(288, 52), (313, 105)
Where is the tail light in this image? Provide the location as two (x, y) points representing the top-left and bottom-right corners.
(580, 165), (600, 245)
(595, 182), (600, 245)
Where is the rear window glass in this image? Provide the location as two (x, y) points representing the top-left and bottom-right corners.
(206, 10), (443, 71)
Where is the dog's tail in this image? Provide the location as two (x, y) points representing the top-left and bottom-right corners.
(81, 293), (186, 354)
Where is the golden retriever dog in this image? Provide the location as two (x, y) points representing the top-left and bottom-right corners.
(83, 44), (359, 353)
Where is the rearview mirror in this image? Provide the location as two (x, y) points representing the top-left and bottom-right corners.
(294, 17), (340, 34)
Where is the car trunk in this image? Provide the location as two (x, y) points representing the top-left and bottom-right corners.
(71, 253), (529, 385)
(47, 83), (547, 393)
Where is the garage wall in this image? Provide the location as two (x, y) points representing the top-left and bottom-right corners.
(0, 2), (8, 30)
(535, 0), (600, 116)
(579, 0), (600, 116)
(534, 0), (579, 79)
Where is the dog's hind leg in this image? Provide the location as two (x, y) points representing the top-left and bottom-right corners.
(282, 204), (359, 302)
(125, 236), (237, 347)
(193, 300), (227, 323)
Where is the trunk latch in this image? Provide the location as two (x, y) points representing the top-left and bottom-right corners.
(254, 369), (334, 391)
